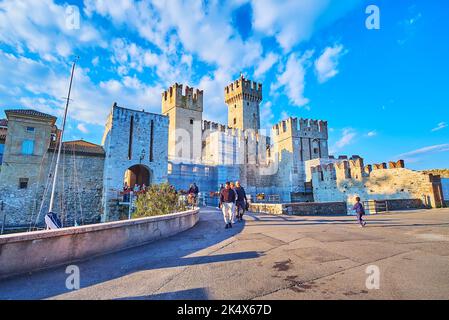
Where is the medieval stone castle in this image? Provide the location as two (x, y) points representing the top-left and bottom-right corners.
(0, 75), (445, 228)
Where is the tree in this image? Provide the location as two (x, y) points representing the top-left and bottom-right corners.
(133, 183), (186, 218)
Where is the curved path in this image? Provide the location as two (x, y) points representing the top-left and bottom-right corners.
(1, 207), (449, 299)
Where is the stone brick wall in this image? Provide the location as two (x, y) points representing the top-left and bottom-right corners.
(249, 202), (347, 216)
(0, 150), (104, 228)
(384, 199), (425, 211)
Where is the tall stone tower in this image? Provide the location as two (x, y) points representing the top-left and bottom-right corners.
(225, 74), (262, 132)
(271, 117), (329, 197)
(162, 83), (203, 163)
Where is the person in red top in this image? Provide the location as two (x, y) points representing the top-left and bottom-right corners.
(220, 182), (236, 229)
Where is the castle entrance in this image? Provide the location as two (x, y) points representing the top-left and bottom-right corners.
(124, 164), (150, 188)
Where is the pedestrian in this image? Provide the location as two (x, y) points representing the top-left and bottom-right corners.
(353, 197), (366, 227)
(188, 184), (197, 209)
(234, 181), (247, 222)
(217, 184), (224, 209)
(123, 184), (130, 203)
(220, 181), (236, 229)
(230, 182), (238, 223)
(193, 183), (199, 196)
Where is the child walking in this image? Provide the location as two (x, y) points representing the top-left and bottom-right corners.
(353, 197), (367, 227)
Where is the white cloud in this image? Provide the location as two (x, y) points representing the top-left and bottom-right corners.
(397, 6), (422, 45)
(314, 44), (347, 83)
(366, 130), (377, 137)
(330, 128), (357, 154)
(431, 122), (447, 132)
(77, 123), (89, 134)
(254, 53), (278, 78)
(0, 51), (165, 127)
(0, 0), (361, 137)
(0, 0), (105, 60)
(197, 69), (234, 123)
(271, 51), (314, 107)
(260, 101), (275, 130)
(397, 144), (449, 158)
(91, 56), (99, 66)
(251, 0), (361, 52)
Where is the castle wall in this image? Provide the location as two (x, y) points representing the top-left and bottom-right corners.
(167, 161), (219, 194)
(311, 159), (445, 209)
(102, 105), (169, 221)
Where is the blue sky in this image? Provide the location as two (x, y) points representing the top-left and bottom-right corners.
(0, 0), (448, 170)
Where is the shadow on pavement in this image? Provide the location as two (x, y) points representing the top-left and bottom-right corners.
(116, 287), (209, 300)
(0, 208), (256, 300)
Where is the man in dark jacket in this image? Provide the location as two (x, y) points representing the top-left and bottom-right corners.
(220, 182), (236, 229)
(234, 181), (247, 222)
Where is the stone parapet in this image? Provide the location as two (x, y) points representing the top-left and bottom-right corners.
(0, 209), (199, 279)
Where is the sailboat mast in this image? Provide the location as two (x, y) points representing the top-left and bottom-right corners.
(48, 57), (78, 213)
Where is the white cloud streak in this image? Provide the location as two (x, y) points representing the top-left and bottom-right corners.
(314, 44), (347, 83)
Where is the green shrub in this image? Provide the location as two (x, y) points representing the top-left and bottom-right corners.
(133, 183), (186, 218)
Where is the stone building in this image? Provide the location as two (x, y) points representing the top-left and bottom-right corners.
(310, 158), (445, 208)
(0, 110), (104, 228)
(101, 104), (169, 221)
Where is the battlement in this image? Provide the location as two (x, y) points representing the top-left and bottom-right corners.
(224, 74), (262, 103)
(202, 120), (264, 141)
(312, 158), (407, 183)
(388, 160), (405, 169)
(272, 117), (328, 138)
(161, 83), (203, 113)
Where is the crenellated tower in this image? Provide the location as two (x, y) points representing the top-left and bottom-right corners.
(162, 83), (203, 163)
(225, 74), (262, 132)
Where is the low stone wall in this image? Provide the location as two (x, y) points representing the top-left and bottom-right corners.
(0, 209), (199, 279)
(384, 199), (425, 211)
(249, 202), (347, 216)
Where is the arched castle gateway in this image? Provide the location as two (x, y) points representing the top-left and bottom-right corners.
(0, 75), (445, 228)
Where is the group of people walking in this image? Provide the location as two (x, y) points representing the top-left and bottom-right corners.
(219, 181), (248, 229)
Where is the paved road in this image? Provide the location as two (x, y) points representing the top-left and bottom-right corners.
(1, 207), (449, 300)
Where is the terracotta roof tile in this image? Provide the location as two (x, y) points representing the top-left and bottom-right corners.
(50, 139), (105, 156)
(5, 109), (57, 122)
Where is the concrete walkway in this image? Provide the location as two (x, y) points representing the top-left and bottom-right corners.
(1, 207), (449, 300)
